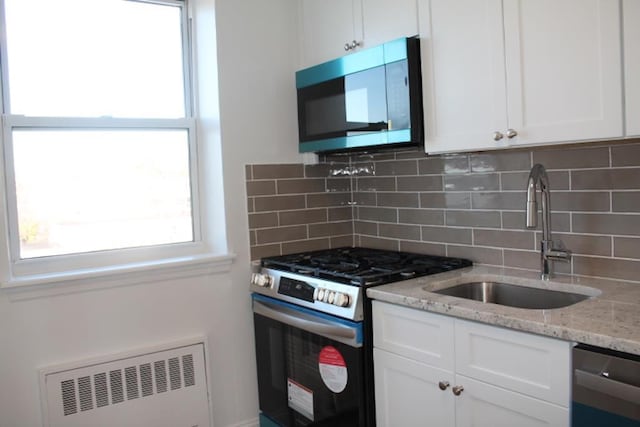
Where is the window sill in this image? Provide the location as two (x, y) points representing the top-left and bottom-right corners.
(2, 252), (236, 300)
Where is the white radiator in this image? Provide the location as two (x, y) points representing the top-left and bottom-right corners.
(40, 338), (212, 427)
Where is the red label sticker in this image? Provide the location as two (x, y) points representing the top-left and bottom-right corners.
(318, 346), (348, 393)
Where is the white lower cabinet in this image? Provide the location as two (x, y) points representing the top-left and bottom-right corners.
(372, 301), (571, 427)
(374, 349), (454, 427)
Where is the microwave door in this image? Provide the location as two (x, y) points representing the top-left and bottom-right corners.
(344, 66), (388, 135)
(298, 77), (347, 142)
(298, 66), (389, 143)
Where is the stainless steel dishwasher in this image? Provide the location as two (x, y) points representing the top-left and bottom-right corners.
(572, 344), (640, 426)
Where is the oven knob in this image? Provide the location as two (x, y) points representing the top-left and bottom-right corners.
(334, 293), (350, 307)
(251, 273), (273, 288)
(328, 291), (336, 304)
(323, 290), (331, 303)
(315, 288), (325, 301)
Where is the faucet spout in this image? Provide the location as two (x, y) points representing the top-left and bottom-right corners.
(526, 164), (551, 241)
(525, 164), (571, 280)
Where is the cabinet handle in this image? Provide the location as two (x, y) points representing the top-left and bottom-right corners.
(452, 385), (464, 396)
(344, 40), (361, 51)
(493, 131), (504, 141)
(506, 128), (518, 139)
(438, 381), (450, 391)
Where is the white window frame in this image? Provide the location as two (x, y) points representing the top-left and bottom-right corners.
(0, 0), (227, 287)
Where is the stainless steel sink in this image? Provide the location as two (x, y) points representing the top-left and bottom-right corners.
(432, 281), (591, 309)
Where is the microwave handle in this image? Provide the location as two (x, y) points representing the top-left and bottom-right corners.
(575, 369), (640, 403)
(253, 299), (362, 348)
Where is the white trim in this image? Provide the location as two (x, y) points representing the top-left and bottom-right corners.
(226, 418), (259, 427)
(0, 0), (8, 113)
(3, 252), (235, 300)
(4, 115), (196, 128)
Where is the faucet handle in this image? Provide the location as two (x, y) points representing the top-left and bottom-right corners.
(545, 240), (572, 262)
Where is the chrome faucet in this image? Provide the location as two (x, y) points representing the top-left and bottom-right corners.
(526, 164), (571, 280)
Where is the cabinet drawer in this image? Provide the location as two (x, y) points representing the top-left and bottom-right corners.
(372, 301), (454, 370)
(455, 319), (572, 407)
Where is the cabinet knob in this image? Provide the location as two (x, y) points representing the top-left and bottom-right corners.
(452, 385), (464, 396)
(493, 131), (504, 141)
(438, 381), (450, 391)
(506, 128), (518, 139)
(344, 40), (361, 51)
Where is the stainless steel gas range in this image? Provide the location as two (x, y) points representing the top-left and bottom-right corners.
(250, 247), (472, 427)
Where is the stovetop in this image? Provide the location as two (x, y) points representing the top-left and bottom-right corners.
(261, 247), (472, 287)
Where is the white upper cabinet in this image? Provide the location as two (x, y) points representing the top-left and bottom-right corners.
(361, 0), (419, 48)
(299, 0), (363, 68)
(420, 0), (624, 154)
(624, 0), (640, 136)
(298, 0), (418, 68)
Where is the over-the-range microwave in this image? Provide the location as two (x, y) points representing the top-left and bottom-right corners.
(296, 36), (423, 153)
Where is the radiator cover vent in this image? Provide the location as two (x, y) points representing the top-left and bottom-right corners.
(41, 339), (211, 427)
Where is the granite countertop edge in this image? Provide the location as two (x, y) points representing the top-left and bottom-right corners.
(366, 265), (640, 356)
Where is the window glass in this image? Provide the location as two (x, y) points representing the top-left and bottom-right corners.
(4, 0), (186, 118)
(12, 129), (193, 258)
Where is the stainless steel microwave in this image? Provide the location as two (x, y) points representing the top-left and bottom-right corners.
(296, 36), (423, 153)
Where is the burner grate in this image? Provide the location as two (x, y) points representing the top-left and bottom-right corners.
(262, 247), (472, 287)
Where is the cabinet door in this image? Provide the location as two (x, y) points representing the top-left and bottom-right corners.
(419, 0), (509, 154)
(503, 0), (623, 146)
(299, 0), (363, 68)
(374, 348), (455, 427)
(361, 0), (419, 49)
(455, 376), (569, 427)
(624, 0), (640, 136)
(454, 318), (572, 407)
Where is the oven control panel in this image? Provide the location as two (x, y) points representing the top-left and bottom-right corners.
(278, 277), (315, 302)
(250, 268), (363, 321)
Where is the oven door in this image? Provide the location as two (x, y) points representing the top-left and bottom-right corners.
(252, 294), (366, 427)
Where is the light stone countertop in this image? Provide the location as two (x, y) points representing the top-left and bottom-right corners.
(366, 265), (640, 356)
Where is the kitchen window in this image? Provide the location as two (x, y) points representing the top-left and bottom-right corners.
(0, 0), (218, 284)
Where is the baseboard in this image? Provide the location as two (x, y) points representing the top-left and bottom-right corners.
(224, 417), (259, 427)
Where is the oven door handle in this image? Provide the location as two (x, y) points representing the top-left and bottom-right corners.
(253, 300), (362, 348)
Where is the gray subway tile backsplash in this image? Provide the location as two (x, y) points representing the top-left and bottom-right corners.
(246, 180), (276, 196)
(277, 178), (326, 194)
(245, 141), (640, 283)
(398, 208), (445, 226)
(443, 173), (500, 192)
(376, 192), (420, 208)
(532, 145), (610, 169)
(445, 210), (501, 228)
(252, 163), (304, 179)
(612, 192), (640, 212)
(279, 209), (327, 226)
(470, 150), (531, 172)
(571, 168), (640, 190)
(396, 175), (443, 192)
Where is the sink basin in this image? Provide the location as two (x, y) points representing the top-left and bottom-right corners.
(432, 281), (591, 309)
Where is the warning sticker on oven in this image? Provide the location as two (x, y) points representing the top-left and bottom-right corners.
(287, 378), (314, 421)
(318, 345), (348, 393)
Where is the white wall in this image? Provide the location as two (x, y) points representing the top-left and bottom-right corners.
(0, 1), (301, 426)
